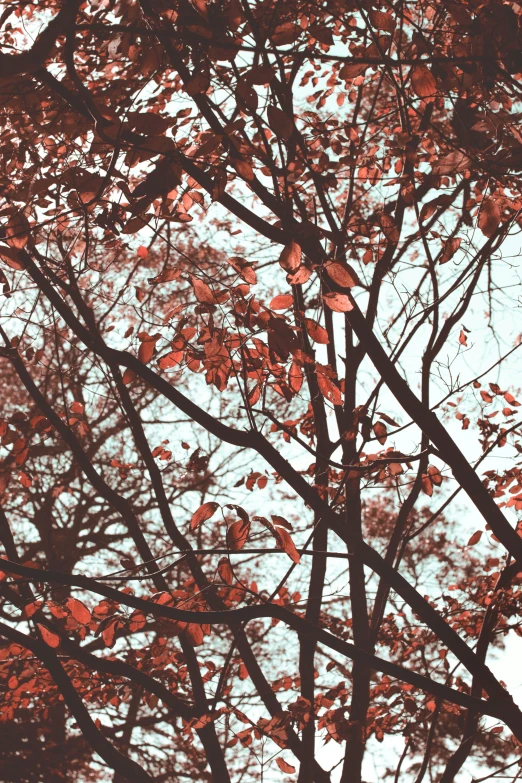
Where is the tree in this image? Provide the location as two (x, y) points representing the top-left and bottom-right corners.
(0, 0), (522, 781)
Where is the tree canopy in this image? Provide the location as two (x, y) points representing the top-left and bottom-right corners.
(1, 0), (522, 781)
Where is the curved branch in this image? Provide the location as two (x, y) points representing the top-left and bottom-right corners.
(0, 0), (80, 79)
(0, 558), (508, 721)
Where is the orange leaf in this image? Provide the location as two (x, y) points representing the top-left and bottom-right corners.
(37, 624), (60, 648)
(323, 292), (353, 313)
(428, 465), (443, 486)
(191, 501), (220, 530)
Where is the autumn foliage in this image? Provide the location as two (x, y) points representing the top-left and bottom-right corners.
(1, 0), (522, 781)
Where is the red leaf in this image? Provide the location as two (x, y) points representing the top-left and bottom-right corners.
(478, 198), (501, 238)
(276, 757), (296, 774)
(190, 275), (215, 304)
(421, 474), (433, 496)
(0, 245), (25, 270)
(467, 530), (482, 546)
(102, 619), (119, 648)
(323, 292), (353, 313)
(122, 369), (136, 385)
(246, 65), (275, 85)
(270, 294), (294, 310)
(304, 318), (329, 344)
(184, 623), (204, 646)
(325, 262), (359, 288)
(218, 557), (234, 585)
(316, 373), (343, 405)
(190, 501), (220, 530)
(369, 9), (396, 31)
(440, 237), (461, 264)
(228, 520), (250, 551)
(129, 610), (146, 632)
(138, 339), (157, 365)
(66, 597), (91, 625)
(6, 212), (30, 249)
(274, 527), (300, 564)
(158, 349), (183, 369)
(288, 362), (303, 394)
(37, 625), (60, 648)
(278, 242), (301, 272)
(373, 421), (388, 444)
(411, 65), (437, 100)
